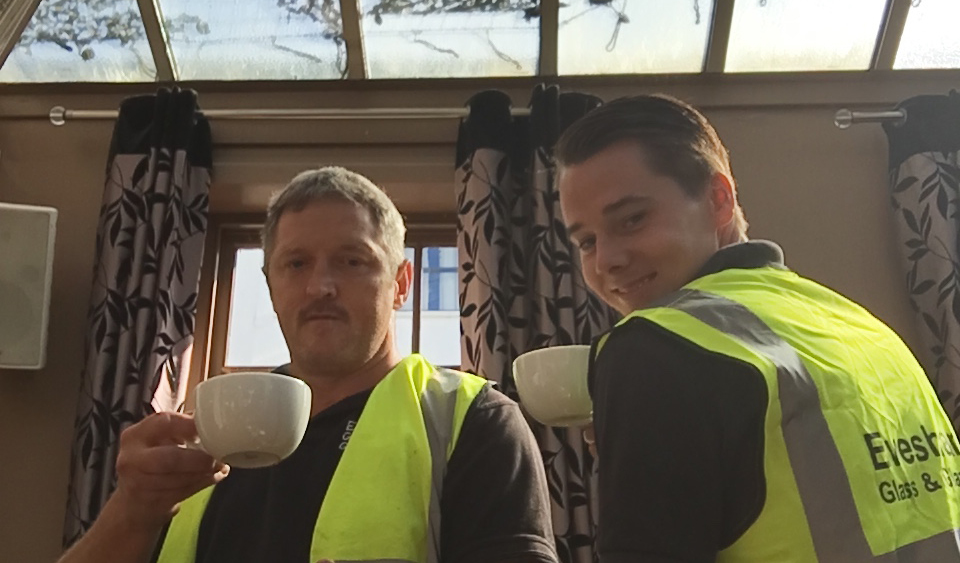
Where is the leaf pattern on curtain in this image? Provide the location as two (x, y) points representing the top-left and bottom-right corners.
(63, 88), (213, 547)
(456, 85), (619, 563)
(884, 91), (960, 430)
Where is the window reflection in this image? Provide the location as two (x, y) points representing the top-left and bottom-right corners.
(360, 0), (539, 78)
(156, 0), (347, 80)
(0, 0), (156, 82)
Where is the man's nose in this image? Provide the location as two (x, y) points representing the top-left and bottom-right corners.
(305, 264), (337, 298)
(594, 236), (629, 275)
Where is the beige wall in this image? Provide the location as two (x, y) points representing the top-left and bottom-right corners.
(0, 72), (956, 561)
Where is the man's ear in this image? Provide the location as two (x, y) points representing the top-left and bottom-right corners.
(393, 259), (413, 310)
(708, 172), (736, 232)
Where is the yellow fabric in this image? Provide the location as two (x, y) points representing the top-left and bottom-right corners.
(604, 266), (960, 562)
(156, 354), (487, 563)
(156, 485), (215, 563)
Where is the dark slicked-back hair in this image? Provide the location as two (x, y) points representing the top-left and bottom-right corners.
(555, 94), (747, 236)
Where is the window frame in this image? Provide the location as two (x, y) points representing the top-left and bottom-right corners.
(404, 218), (459, 353)
(185, 212), (458, 409)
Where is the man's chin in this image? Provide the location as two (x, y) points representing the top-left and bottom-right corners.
(295, 352), (354, 375)
(295, 341), (352, 366)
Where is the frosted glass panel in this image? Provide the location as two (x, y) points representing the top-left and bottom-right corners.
(895, 0), (960, 70)
(0, 0), (156, 82)
(225, 249), (290, 368)
(157, 0), (346, 80)
(558, 0), (713, 75)
(395, 246), (461, 366)
(725, 0), (887, 72)
(360, 0), (539, 78)
(417, 311), (461, 366)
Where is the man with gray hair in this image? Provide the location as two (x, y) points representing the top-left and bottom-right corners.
(59, 167), (559, 563)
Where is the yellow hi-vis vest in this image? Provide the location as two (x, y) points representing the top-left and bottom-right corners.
(156, 354), (489, 563)
(597, 266), (960, 563)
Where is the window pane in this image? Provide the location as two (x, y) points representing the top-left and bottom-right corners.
(360, 0), (539, 78)
(725, 0), (887, 72)
(156, 0), (346, 80)
(558, 0), (713, 75)
(225, 248), (290, 368)
(418, 310), (460, 366)
(394, 246), (460, 366)
(418, 246), (460, 365)
(0, 0), (157, 82)
(895, 0), (960, 70)
(421, 247), (458, 311)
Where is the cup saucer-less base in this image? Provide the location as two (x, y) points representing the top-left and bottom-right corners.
(545, 414), (593, 427)
(222, 451), (283, 469)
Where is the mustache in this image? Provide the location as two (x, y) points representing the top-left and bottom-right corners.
(298, 301), (349, 323)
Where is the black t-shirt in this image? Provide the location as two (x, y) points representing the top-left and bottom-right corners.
(153, 383), (558, 563)
(589, 241), (782, 563)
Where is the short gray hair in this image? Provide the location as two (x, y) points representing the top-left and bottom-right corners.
(261, 167), (406, 271)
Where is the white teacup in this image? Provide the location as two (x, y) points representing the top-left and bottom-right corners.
(512, 345), (592, 427)
(191, 371), (312, 468)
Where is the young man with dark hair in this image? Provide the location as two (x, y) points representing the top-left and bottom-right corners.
(557, 94), (960, 562)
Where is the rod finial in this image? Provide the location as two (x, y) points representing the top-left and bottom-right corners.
(49, 106), (66, 126)
(834, 108), (853, 130)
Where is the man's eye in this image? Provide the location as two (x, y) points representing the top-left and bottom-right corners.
(577, 238), (596, 252)
(287, 259), (305, 270)
(624, 213), (645, 228)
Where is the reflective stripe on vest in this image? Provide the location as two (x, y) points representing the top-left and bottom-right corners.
(311, 361), (487, 563)
(661, 288), (960, 561)
(156, 355), (488, 563)
(421, 367), (468, 563)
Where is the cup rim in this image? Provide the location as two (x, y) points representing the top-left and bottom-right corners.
(196, 371), (310, 391)
(513, 344), (591, 363)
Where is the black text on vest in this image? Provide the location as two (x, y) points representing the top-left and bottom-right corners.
(863, 426), (960, 471)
